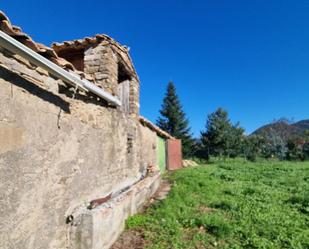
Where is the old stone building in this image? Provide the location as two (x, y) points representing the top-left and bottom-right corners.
(0, 11), (182, 249)
(52, 35), (140, 115)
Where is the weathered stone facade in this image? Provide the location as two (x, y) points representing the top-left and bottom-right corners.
(0, 12), (174, 249)
(52, 36), (140, 116)
(84, 43), (118, 94)
(0, 47), (159, 249)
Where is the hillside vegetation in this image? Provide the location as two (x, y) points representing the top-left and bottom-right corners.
(122, 159), (309, 249)
(253, 119), (309, 141)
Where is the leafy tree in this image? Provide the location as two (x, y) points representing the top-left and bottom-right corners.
(285, 130), (309, 161)
(157, 81), (194, 157)
(305, 130), (309, 138)
(301, 130), (309, 160)
(286, 138), (305, 161)
(261, 128), (288, 160)
(303, 142), (309, 160)
(242, 135), (265, 162)
(190, 138), (209, 162)
(199, 108), (245, 158)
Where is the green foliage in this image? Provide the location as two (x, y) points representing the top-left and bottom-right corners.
(126, 214), (150, 229)
(287, 195), (309, 214)
(226, 122), (245, 158)
(303, 142), (309, 160)
(286, 138), (306, 161)
(302, 130), (309, 160)
(157, 82), (194, 157)
(125, 159), (309, 249)
(252, 122), (309, 161)
(260, 128), (288, 160)
(199, 108), (245, 159)
(242, 135), (265, 161)
(202, 214), (232, 238)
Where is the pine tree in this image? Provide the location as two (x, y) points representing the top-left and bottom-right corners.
(200, 108), (244, 158)
(157, 82), (194, 157)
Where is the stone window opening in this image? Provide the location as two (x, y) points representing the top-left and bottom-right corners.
(56, 48), (85, 72)
(118, 62), (131, 83)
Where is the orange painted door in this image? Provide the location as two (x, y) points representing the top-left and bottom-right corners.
(167, 139), (182, 170)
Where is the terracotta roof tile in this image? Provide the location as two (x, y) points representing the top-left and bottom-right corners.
(139, 116), (174, 139)
(0, 11), (76, 71)
(51, 34), (128, 53)
(51, 34), (139, 80)
(0, 10), (139, 89)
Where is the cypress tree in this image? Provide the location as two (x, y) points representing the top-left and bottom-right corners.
(157, 82), (194, 157)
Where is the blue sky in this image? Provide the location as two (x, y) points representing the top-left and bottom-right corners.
(2, 1), (309, 136)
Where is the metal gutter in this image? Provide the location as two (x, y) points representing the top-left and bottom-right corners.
(0, 30), (121, 106)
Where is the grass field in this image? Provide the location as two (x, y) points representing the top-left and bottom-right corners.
(125, 159), (309, 249)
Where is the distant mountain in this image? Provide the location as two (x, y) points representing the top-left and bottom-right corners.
(292, 120), (309, 133)
(252, 119), (309, 141)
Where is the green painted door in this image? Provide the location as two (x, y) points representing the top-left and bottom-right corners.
(157, 136), (166, 172)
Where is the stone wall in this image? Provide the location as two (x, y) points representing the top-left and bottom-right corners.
(129, 78), (140, 116)
(68, 172), (161, 249)
(57, 41), (140, 116)
(84, 43), (118, 95)
(0, 50), (158, 249)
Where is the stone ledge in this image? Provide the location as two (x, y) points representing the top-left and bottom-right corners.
(67, 172), (161, 249)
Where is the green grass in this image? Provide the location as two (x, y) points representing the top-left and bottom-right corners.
(126, 159), (309, 249)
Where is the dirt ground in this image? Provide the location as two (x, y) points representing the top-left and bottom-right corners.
(111, 228), (147, 249)
(110, 179), (171, 249)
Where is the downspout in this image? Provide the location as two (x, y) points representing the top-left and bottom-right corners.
(0, 30), (121, 107)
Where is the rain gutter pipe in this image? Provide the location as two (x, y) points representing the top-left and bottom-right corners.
(0, 30), (121, 106)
